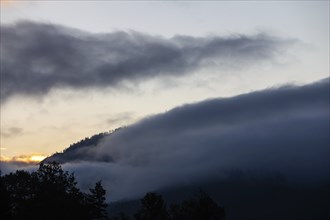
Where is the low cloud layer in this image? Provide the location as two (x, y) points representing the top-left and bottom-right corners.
(1, 21), (293, 102)
(45, 78), (330, 201)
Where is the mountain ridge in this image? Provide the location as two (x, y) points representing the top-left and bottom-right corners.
(42, 128), (122, 164)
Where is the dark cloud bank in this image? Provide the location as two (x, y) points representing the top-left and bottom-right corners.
(47, 78), (329, 203)
(1, 21), (293, 102)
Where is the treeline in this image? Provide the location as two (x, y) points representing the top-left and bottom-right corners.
(1, 162), (225, 220)
(62, 128), (122, 154)
(42, 129), (123, 164)
(0, 162), (107, 220)
(126, 191), (225, 220)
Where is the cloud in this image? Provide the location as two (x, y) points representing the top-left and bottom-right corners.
(1, 127), (23, 138)
(47, 78), (329, 201)
(1, 21), (294, 102)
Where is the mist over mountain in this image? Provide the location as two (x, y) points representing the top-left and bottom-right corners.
(43, 130), (120, 164)
(41, 78), (329, 195)
(8, 78), (330, 219)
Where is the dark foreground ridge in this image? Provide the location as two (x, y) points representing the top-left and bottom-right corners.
(0, 162), (225, 220)
(1, 162), (108, 220)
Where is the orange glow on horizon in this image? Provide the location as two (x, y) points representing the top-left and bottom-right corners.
(0, 154), (47, 164)
(30, 155), (47, 162)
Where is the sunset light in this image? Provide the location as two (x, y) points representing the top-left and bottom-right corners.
(1, 154), (46, 164)
(29, 155), (46, 162)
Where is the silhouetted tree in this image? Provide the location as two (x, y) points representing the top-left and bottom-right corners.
(112, 212), (130, 220)
(168, 203), (182, 220)
(2, 162), (226, 220)
(134, 193), (168, 220)
(169, 190), (225, 220)
(87, 181), (109, 220)
(32, 162), (88, 220)
(1, 162), (108, 220)
(0, 171), (11, 220)
(134, 191), (225, 220)
(1, 170), (38, 219)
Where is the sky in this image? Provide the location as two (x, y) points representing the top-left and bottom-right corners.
(0, 0), (329, 162)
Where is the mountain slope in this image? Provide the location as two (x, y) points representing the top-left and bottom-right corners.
(40, 78), (329, 220)
(42, 128), (121, 163)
